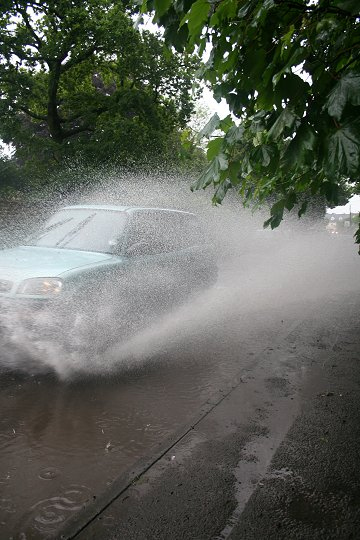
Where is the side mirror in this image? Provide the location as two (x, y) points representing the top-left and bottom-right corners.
(108, 238), (122, 255)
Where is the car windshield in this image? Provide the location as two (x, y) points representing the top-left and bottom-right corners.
(27, 208), (127, 253)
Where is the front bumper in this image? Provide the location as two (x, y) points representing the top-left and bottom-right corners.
(0, 297), (62, 338)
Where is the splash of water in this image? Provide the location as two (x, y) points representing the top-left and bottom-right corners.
(0, 169), (355, 379)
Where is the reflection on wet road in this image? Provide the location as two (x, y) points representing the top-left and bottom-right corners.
(1, 315), (271, 538)
(0, 235), (358, 539)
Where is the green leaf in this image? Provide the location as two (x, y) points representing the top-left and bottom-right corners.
(263, 217), (272, 229)
(281, 24), (295, 52)
(210, 0), (238, 26)
(267, 108), (297, 141)
(192, 160), (218, 191)
(154, 0), (172, 17)
(207, 137), (223, 160)
(354, 224), (360, 246)
(219, 114), (234, 132)
(270, 213), (284, 228)
(216, 49), (238, 76)
(180, 0), (210, 38)
(310, 173), (325, 195)
(251, 0), (274, 28)
(225, 125), (244, 144)
(227, 91), (250, 113)
(212, 178), (233, 205)
(213, 82), (235, 102)
(217, 152), (229, 170)
(325, 119), (360, 178)
(275, 73), (310, 107)
(250, 144), (275, 168)
(191, 152), (228, 191)
(257, 84), (274, 110)
(238, 0), (253, 18)
(271, 199), (285, 216)
(325, 72), (360, 122)
(198, 113), (221, 138)
(333, 0), (359, 15)
(284, 191), (297, 211)
(283, 123), (317, 169)
(320, 181), (340, 205)
(141, 0), (148, 14)
(227, 160), (241, 185)
(298, 201), (308, 218)
(205, 69), (218, 85)
(264, 207), (284, 229)
(272, 47), (308, 87)
(163, 23), (189, 51)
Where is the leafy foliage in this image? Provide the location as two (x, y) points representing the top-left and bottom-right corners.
(145, 0), (360, 245)
(0, 156), (25, 197)
(0, 1), (202, 181)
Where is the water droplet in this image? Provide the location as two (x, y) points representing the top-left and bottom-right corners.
(18, 485), (91, 534)
(38, 467), (60, 480)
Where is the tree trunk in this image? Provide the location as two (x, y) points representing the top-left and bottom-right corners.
(47, 61), (63, 143)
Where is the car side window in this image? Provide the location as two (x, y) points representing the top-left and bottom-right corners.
(178, 215), (206, 249)
(125, 211), (164, 255)
(150, 212), (197, 253)
(125, 211), (206, 256)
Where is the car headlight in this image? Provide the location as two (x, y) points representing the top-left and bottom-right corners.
(17, 278), (63, 296)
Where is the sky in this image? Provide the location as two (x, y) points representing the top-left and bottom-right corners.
(201, 86), (230, 119)
(326, 195), (360, 214)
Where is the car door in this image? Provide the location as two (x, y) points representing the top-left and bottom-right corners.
(172, 213), (218, 292)
(121, 210), (182, 313)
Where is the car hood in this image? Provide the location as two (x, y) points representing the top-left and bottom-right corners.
(0, 245), (113, 282)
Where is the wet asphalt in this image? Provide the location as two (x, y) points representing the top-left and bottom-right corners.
(59, 289), (360, 540)
(0, 233), (359, 539)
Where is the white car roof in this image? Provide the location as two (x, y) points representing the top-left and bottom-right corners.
(62, 204), (194, 215)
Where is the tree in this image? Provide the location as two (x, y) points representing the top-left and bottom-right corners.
(0, 155), (24, 196)
(144, 0), (360, 245)
(0, 0), (201, 181)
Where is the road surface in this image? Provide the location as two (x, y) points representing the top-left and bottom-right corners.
(0, 232), (358, 539)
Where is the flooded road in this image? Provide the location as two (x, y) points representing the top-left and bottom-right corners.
(0, 233), (358, 539)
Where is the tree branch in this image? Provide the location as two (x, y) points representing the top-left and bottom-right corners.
(60, 46), (96, 72)
(61, 125), (94, 138)
(329, 42), (360, 65)
(274, 0), (358, 17)
(59, 103), (113, 125)
(17, 5), (43, 49)
(19, 107), (47, 121)
(9, 46), (43, 62)
(336, 53), (360, 75)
